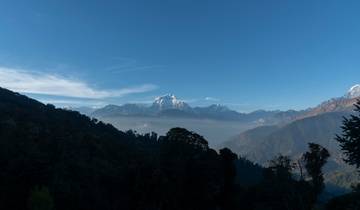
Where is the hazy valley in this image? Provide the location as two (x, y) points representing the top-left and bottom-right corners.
(70, 85), (360, 192)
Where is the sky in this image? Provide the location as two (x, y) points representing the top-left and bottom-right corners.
(0, 0), (360, 112)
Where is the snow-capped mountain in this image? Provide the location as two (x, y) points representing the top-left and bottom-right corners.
(151, 94), (191, 111)
(296, 84), (360, 119)
(91, 94), (193, 118)
(80, 84), (360, 123)
(346, 84), (360, 99)
(89, 94), (294, 123)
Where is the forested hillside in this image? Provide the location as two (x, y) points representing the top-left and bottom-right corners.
(0, 87), (263, 210)
(0, 87), (358, 210)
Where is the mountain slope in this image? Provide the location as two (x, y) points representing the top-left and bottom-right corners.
(0, 87), (145, 210)
(92, 103), (148, 117)
(223, 112), (347, 164)
(295, 85), (360, 119)
(222, 111), (360, 191)
(299, 97), (358, 119)
(221, 86), (360, 191)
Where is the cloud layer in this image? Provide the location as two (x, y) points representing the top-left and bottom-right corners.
(0, 67), (157, 99)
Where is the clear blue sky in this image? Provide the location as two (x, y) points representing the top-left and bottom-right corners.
(0, 0), (359, 112)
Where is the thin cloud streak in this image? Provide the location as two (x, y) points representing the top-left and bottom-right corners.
(205, 97), (220, 101)
(105, 57), (165, 74)
(0, 67), (157, 99)
(107, 65), (165, 74)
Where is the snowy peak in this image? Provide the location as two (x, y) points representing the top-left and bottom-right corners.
(152, 94), (190, 110)
(346, 84), (360, 99)
(296, 84), (360, 119)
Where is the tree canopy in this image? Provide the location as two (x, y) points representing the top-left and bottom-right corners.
(336, 100), (360, 169)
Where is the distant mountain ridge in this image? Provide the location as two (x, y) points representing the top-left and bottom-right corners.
(89, 94), (298, 124)
(80, 85), (360, 124)
(300, 97), (358, 119)
(296, 85), (360, 120)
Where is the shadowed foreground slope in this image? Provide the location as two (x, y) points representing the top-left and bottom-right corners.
(0, 87), (263, 210)
(0, 87), (346, 210)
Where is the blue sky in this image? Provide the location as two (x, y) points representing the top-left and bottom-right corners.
(0, 0), (359, 112)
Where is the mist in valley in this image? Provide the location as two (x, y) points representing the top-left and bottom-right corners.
(98, 116), (256, 147)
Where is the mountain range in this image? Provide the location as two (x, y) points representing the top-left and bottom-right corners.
(83, 94), (299, 124)
(74, 84), (360, 127)
(68, 84), (360, 148)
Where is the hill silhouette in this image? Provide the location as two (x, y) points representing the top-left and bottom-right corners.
(0, 87), (352, 210)
(0, 87), (264, 210)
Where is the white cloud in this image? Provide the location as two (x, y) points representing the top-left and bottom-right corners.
(205, 97), (220, 101)
(0, 67), (157, 99)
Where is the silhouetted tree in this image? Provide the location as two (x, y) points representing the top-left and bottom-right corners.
(266, 154), (294, 181)
(327, 101), (360, 210)
(219, 148), (238, 209)
(303, 143), (330, 201)
(336, 100), (360, 170)
(164, 127), (209, 150)
(259, 155), (313, 210)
